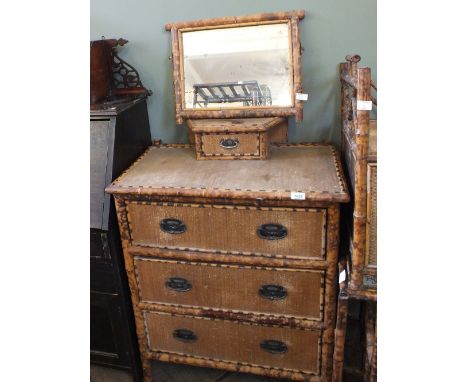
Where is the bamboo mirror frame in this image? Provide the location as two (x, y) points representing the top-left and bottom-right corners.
(165, 10), (305, 124)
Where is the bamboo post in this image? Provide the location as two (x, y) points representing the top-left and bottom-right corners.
(321, 205), (340, 380)
(114, 197), (155, 382)
(365, 301), (377, 382)
(369, 317), (377, 382)
(291, 16), (303, 122)
(332, 289), (349, 382)
(350, 66), (371, 290)
(340, 62), (350, 153)
(346, 55), (360, 88)
(171, 27), (184, 124)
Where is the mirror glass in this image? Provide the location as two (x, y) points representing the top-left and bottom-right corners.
(181, 23), (292, 110)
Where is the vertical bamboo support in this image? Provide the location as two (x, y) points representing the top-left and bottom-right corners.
(347, 55), (360, 134)
(340, 62), (349, 138)
(332, 290), (349, 382)
(350, 67), (371, 290)
(364, 301), (377, 382)
(369, 315), (377, 382)
(291, 16), (303, 122)
(171, 27), (184, 125)
(114, 197), (155, 382)
(347, 55), (359, 76)
(321, 205), (340, 380)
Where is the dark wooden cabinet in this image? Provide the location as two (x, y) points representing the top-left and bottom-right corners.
(90, 98), (152, 381)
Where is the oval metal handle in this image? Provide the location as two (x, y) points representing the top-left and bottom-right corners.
(260, 339), (288, 354)
(219, 138), (239, 149)
(160, 218), (186, 234)
(173, 329), (197, 343)
(165, 277), (192, 292)
(259, 284), (287, 300)
(257, 223), (288, 240)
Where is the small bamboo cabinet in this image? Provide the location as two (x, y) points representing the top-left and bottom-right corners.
(106, 143), (349, 381)
(332, 55), (377, 382)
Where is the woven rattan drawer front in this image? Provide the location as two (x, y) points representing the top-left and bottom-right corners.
(135, 258), (323, 320)
(127, 202), (326, 259)
(201, 133), (260, 157)
(144, 312), (321, 374)
(366, 163), (377, 267)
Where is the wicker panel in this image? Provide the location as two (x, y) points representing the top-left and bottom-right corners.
(134, 257), (324, 320)
(144, 311), (320, 374)
(366, 163), (377, 266)
(368, 119), (377, 160)
(200, 133), (260, 157)
(127, 202), (326, 259)
(268, 118), (289, 143)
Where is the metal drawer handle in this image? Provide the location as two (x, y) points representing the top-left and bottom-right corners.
(259, 284), (287, 300)
(160, 218), (186, 234)
(173, 329), (197, 343)
(260, 339), (288, 354)
(257, 223), (288, 240)
(165, 277), (192, 292)
(219, 138), (239, 149)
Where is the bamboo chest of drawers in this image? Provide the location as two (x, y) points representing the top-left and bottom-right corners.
(106, 143), (349, 382)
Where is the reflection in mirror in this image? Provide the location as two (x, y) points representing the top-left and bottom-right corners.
(182, 23), (292, 110)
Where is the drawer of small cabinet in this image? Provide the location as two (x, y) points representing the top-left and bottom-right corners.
(144, 311), (321, 374)
(134, 258), (323, 320)
(200, 133), (261, 158)
(127, 202), (326, 259)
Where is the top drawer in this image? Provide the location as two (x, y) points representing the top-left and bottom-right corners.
(126, 202), (326, 259)
(200, 133), (261, 157)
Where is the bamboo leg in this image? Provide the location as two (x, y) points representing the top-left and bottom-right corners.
(321, 205), (340, 380)
(332, 290), (349, 382)
(367, 301), (377, 382)
(142, 357), (153, 382)
(369, 338), (377, 382)
(364, 301), (377, 382)
(114, 197), (155, 382)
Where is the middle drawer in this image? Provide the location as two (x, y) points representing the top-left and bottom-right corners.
(127, 202), (326, 259)
(134, 257), (324, 321)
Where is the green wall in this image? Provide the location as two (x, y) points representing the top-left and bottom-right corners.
(91, 0), (376, 145)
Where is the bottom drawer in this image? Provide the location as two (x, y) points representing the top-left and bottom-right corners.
(144, 311), (320, 374)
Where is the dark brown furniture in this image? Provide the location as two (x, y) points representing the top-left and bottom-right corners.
(106, 143), (349, 382)
(91, 98), (152, 381)
(90, 38), (151, 106)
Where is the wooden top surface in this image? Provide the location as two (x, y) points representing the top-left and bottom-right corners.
(187, 117), (285, 133)
(90, 97), (145, 117)
(106, 144), (349, 203)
